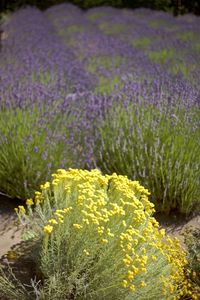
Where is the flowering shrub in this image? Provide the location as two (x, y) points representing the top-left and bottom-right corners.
(1, 169), (194, 299)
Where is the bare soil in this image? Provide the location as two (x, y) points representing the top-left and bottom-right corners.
(154, 210), (200, 248)
(0, 194), (23, 258)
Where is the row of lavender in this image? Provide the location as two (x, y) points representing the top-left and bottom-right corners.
(0, 4), (199, 214)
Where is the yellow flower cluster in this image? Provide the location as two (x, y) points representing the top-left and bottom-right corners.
(43, 207), (73, 234)
(18, 169), (191, 298)
(14, 205), (26, 215)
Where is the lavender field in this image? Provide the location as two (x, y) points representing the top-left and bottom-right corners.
(0, 3), (200, 299)
(0, 3), (200, 214)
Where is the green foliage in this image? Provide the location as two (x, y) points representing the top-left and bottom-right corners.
(85, 55), (124, 94)
(177, 31), (197, 42)
(86, 11), (110, 21)
(184, 228), (200, 286)
(94, 101), (200, 215)
(148, 48), (175, 64)
(132, 37), (151, 48)
(149, 19), (168, 28)
(194, 42), (200, 52)
(169, 61), (196, 78)
(98, 22), (126, 35)
(0, 169), (189, 299)
(86, 55), (124, 73)
(95, 75), (123, 94)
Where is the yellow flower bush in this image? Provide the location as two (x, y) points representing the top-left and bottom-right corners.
(14, 169), (193, 299)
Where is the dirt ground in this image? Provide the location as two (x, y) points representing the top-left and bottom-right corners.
(154, 210), (200, 249)
(0, 194), (23, 258)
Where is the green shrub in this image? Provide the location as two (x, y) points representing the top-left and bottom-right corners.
(94, 101), (200, 215)
(0, 169), (191, 299)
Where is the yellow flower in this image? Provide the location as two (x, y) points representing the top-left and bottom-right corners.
(122, 220), (127, 227)
(14, 207), (18, 214)
(73, 224), (83, 230)
(58, 218), (64, 224)
(55, 212), (64, 219)
(44, 225), (53, 234)
(26, 198), (34, 206)
(129, 284), (135, 292)
(35, 191), (42, 196)
(63, 207), (72, 213)
(122, 280), (128, 288)
(140, 280), (146, 287)
(151, 255), (157, 262)
(83, 218), (90, 225)
(40, 182), (50, 190)
(127, 270), (134, 280)
(102, 239), (108, 244)
(48, 219), (58, 225)
(52, 179), (60, 186)
(18, 205), (26, 214)
(83, 249), (90, 256)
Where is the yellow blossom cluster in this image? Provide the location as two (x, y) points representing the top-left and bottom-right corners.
(43, 207), (73, 234)
(17, 168), (192, 298)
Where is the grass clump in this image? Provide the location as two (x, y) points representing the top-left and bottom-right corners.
(0, 169), (193, 299)
(94, 102), (200, 215)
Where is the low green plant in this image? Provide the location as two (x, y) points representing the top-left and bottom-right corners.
(94, 101), (200, 215)
(0, 169), (192, 299)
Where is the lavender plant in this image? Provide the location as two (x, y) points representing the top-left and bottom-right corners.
(94, 83), (200, 215)
(0, 99), (91, 200)
(0, 3), (200, 215)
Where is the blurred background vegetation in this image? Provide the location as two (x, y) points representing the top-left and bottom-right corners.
(0, 0), (200, 15)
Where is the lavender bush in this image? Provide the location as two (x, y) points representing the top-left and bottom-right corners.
(0, 4), (199, 215)
(94, 81), (200, 214)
